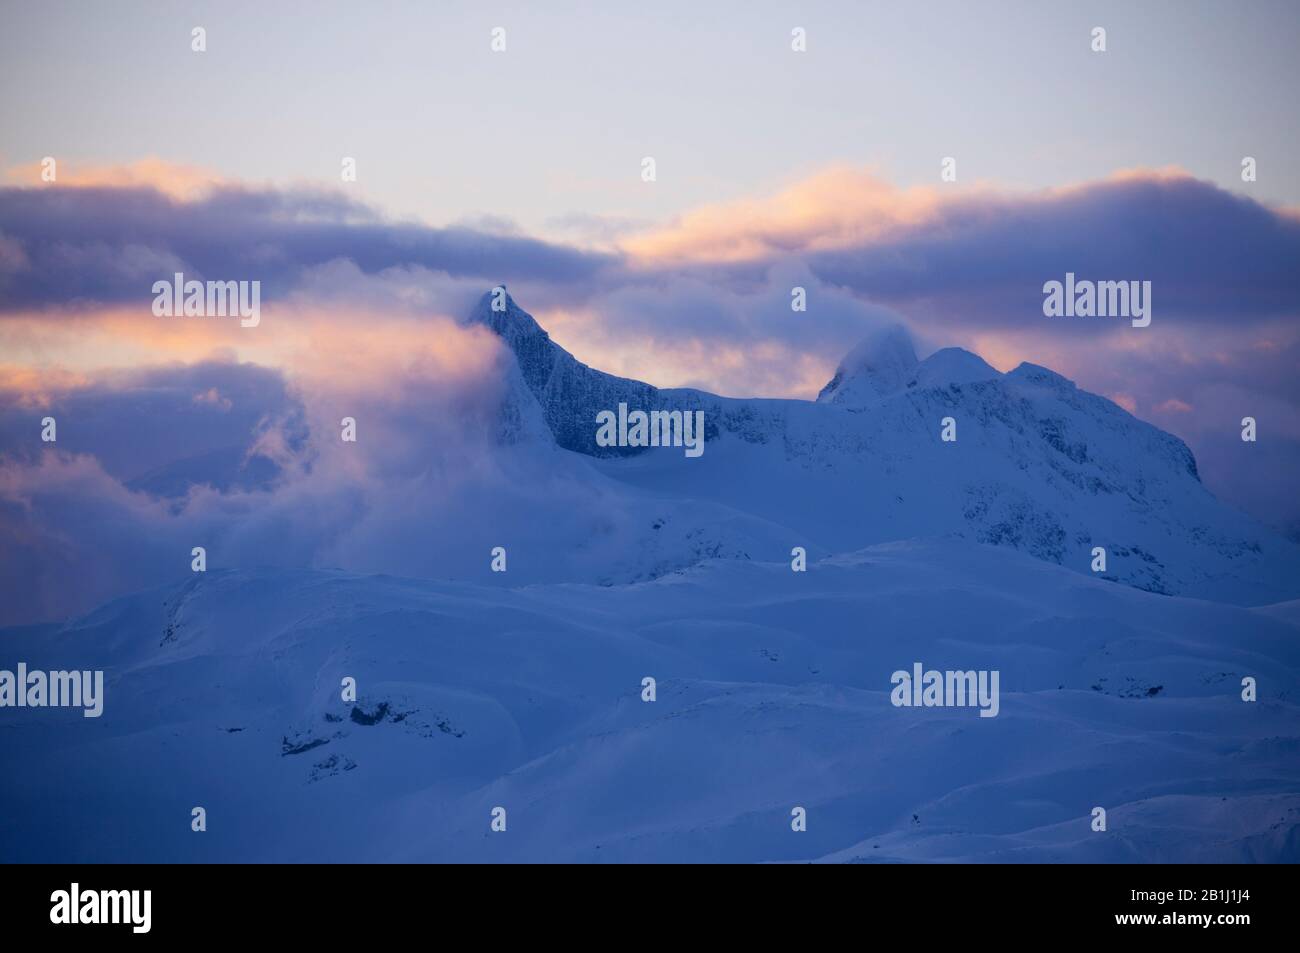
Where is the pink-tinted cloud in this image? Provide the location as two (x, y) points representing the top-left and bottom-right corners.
(622, 166), (946, 264)
(2, 157), (228, 201)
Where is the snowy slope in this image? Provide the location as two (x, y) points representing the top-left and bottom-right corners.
(1, 541), (1296, 863)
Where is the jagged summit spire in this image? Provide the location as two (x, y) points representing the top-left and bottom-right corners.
(463, 289), (663, 456)
(466, 285), (550, 349)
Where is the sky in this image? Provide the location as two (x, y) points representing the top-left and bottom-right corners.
(1, 0), (1298, 564)
(4, 0), (1300, 230)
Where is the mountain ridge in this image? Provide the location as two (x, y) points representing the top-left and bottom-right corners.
(467, 289), (1293, 605)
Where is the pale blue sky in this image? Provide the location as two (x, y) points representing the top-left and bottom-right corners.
(3, 0), (1298, 236)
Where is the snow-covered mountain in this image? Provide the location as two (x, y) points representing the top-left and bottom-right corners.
(2, 290), (1298, 864)
(465, 290), (1300, 606)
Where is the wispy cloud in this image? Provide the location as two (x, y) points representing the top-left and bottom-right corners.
(2, 156), (228, 201)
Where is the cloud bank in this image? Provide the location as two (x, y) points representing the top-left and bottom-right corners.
(1, 161), (1297, 580)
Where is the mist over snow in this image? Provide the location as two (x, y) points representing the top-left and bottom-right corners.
(4, 287), (1299, 628)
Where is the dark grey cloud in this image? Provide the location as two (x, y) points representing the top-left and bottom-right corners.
(0, 184), (618, 313)
(0, 361), (299, 486)
(807, 175), (1300, 330)
(5, 173), (1295, 341)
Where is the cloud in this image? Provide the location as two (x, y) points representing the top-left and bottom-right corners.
(0, 305), (533, 624)
(537, 262), (905, 398)
(0, 177), (616, 314)
(1, 162), (1297, 540)
(806, 169), (1300, 330)
(2, 157), (228, 201)
(621, 166), (944, 264)
(6, 163), (1296, 344)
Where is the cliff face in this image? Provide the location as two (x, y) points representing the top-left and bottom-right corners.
(466, 289), (668, 456)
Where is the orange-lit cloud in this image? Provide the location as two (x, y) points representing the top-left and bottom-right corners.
(3, 157), (227, 201)
(0, 300), (502, 412)
(620, 165), (1205, 267)
(621, 166), (946, 265)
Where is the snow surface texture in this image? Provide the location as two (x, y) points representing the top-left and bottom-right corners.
(1, 290), (1297, 862)
(2, 542), (1296, 862)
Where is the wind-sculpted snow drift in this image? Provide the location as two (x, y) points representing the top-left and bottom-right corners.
(1, 541), (1297, 862)
(1, 291), (1298, 863)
